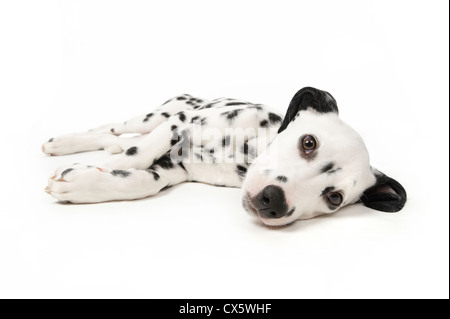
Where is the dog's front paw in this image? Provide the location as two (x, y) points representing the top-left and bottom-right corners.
(45, 164), (115, 203)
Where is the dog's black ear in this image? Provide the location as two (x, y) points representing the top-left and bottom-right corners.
(359, 170), (407, 212)
(278, 87), (339, 133)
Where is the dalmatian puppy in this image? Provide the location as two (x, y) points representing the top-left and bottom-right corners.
(43, 87), (407, 227)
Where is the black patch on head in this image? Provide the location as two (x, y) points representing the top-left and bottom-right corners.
(268, 113), (282, 124)
(260, 120), (269, 128)
(225, 101), (248, 106)
(111, 170), (131, 178)
(150, 153), (174, 170)
(222, 135), (231, 147)
(61, 168), (74, 178)
(236, 165), (248, 178)
(359, 171), (407, 213)
(125, 146), (138, 156)
(321, 162), (335, 174)
(321, 186), (335, 197)
(161, 112), (171, 118)
(277, 176), (288, 183)
(176, 96), (187, 101)
(221, 109), (243, 121)
(278, 87), (339, 133)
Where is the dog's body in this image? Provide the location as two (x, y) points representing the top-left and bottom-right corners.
(43, 87), (407, 226)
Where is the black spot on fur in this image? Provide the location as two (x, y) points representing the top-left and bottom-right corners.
(152, 171), (160, 180)
(48, 138), (54, 142)
(321, 186), (335, 197)
(178, 112), (186, 122)
(61, 168), (74, 178)
(321, 162), (335, 174)
(225, 101), (248, 106)
(236, 165), (248, 178)
(171, 126), (180, 146)
(200, 117), (207, 126)
(150, 153), (174, 170)
(111, 170), (131, 178)
(143, 113), (154, 122)
(161, 112), (171, 118)
(268, 113), (282, 123)
(221, 109), (243, 121)
(222, 135), (231, 147)
(260, 120), (269, 128)
(126, 146), (138, 156)
(286, 207), (295, 217)
(176, 96), (187, 100)
(242, 142), (249, 155)
(277, 176), (288, 183)
(191, 116), (200, 123)
(110, 128), (115, 133)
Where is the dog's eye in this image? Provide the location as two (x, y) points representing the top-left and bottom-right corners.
(326, 192), (343, 207)
(301, 135), (317, 152)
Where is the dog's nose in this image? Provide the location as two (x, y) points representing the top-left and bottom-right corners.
(254, 185), (289, 219)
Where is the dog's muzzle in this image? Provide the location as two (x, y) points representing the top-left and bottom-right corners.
(249, 185), (289, 219)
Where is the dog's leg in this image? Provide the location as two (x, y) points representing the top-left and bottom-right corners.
(46, 162), (188, 203)
(42, 95), (208, 156)
(102, 116), (188, 170)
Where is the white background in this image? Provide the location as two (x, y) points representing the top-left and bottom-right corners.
(0, 0), (448, 299)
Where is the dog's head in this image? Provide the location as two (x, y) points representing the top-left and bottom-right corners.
(242, 87), (407, 227)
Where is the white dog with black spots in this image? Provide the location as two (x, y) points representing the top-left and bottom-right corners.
(43, 87), (407, 227)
